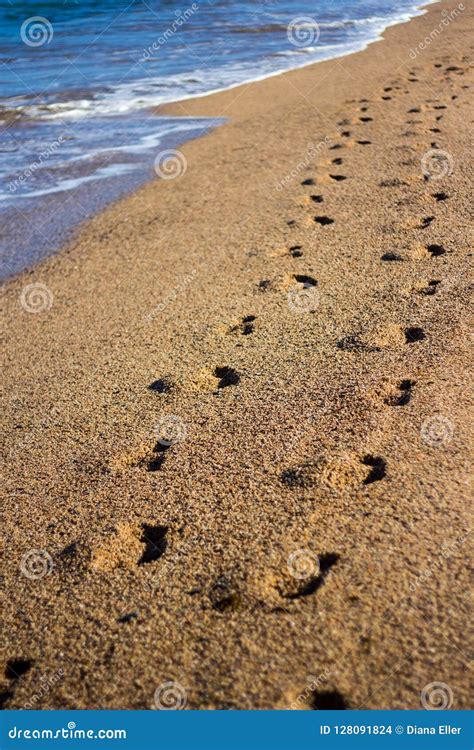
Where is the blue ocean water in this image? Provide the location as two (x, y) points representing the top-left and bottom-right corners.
(0, 0), (436, 276)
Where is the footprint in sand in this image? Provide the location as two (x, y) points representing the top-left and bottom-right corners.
(214, 366), (241, 388)
(408, 243), (446, 261)
(281, 453), (387, 492)
(148, 377), (174, 394)
(208, 576), (241, 613)
(314, 216), (335, 226)
(426, 243), (447, 257)
(1, 659), (33, 708)
(289, 245), (304, 257)
(404, 326), (426, 343)
(227, 315), (257, 336)
(91, 522), (169, 572)
(419, 216), (435, 229)
(308, 689), (348, 710)
(192, 365), (241, 392)
(381, 251), (404, 262)
(278, 552), (340, 600)
(337, 323), (426, 352)
(292, 274), (318, 288)
(110, 441), (169, 473)
(418, 279), (442, 296)
(385, 379), (416, 406)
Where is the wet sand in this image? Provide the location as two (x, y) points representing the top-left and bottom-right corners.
(1, 0), (472, 709)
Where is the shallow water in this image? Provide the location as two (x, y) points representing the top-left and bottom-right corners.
(0, 0), (436, 277)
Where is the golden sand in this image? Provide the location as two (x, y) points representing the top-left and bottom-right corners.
(1, 0), (472, 709)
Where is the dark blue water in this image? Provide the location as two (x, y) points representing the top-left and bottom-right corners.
(0, 0), (437, 277)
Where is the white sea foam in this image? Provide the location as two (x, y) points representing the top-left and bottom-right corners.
(9, 2), (438, 124)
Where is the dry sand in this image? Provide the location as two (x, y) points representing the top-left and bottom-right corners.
(1, 0), (473, 710)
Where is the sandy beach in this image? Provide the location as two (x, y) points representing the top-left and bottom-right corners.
(1, 0), (472, 710)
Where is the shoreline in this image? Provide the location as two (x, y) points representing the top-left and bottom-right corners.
(1, 0), (441, 281)
(1, 0), (472, 710)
